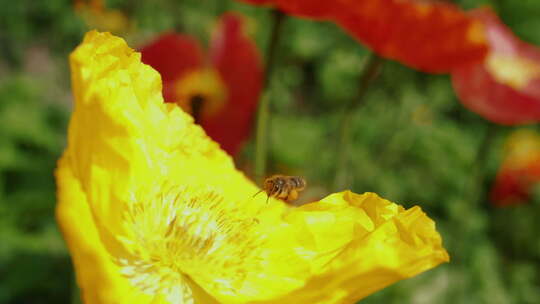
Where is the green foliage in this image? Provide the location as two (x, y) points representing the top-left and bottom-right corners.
(0, 77), (69, 302)
(1, 0), (540, 303)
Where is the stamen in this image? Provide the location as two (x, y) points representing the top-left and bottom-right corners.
(114, 184), (262, 302)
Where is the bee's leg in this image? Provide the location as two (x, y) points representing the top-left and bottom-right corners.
(272, 185), (282, 198)
(253, 189), (264, 197)
(271, 184), (278, 196)
(276, 187), (288, 200)
(266, 186), (276, 204)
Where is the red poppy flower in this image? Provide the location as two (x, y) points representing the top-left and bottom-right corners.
(238, 0), (488, 72)
(140, 13), (263, 155)
(491, 130), (540, 207)
(452, 8), (540, 125)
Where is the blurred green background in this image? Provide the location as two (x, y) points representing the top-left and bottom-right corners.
(1, 0), (540, 303)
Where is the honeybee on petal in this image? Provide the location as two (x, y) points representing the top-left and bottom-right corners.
(254, 175), (307, 204)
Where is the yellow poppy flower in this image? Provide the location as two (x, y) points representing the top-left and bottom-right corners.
(56, 30), (449, 304)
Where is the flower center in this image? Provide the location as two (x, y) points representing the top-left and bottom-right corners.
(173, 68), (228, 122)
(115, 184), (262, 302)
(487, 53), (540, 89)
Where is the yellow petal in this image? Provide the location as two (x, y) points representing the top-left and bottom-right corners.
(56, 156), (153, 304)
(264, 191), (449, 303)
(57, 30), (449, 304)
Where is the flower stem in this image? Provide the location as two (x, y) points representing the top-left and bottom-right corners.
(453, 122), (498, 269)
(214, 0), (229, 14)
(468, 122), (498, 205)
(254, 10), (285, 181)
(333, 53), (384, 190)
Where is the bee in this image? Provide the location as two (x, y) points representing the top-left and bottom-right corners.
(254, 175), (307, 204)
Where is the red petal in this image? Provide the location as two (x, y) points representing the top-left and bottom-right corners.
(490, 131), (540, 206)
(205, 13), (263, 155)
(491, 160), (540, 206)
(490, 169), (531, 207)
(237, 0), (487, 72)
(336, 0), (487, 72)
(140, 33), (204, 102)
(452, 8), (540, 125)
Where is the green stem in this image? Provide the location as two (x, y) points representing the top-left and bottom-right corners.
(214, 0), (229, 14)
(254, 10), (285, 181)
(490, 0), (503, 12)
(469, 122), (498, 206)
(455, 123), (497, 256)
(172, 1), (185, 32)
(333, 53), (384, 190)
(453, 122), (498, 293)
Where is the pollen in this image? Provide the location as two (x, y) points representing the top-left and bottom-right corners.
(115, 184), (263, 303)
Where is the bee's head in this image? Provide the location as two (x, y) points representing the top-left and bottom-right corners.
(263, 178), (274, 190)
(264, 176), (284, 194)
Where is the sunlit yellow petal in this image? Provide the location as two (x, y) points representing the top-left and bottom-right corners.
(56, 156), (153, 304)
(57, 30), (449, 304)
(263, 191), (449, 303)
